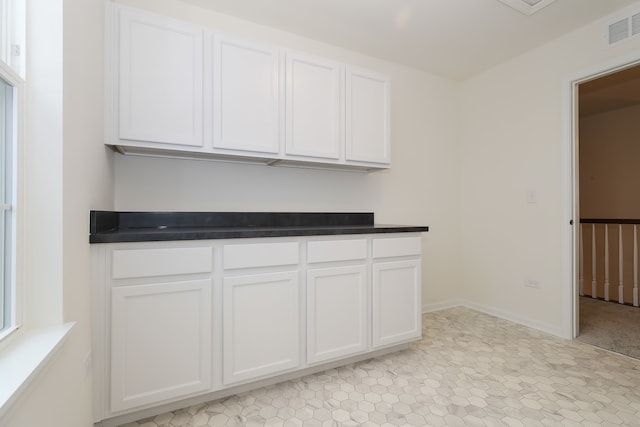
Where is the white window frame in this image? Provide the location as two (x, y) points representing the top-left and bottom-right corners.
(0, 1), (73, 418)
(0, 0), (23, 342)
(0, 60), (21, 342)
(0, 0), (25, 78)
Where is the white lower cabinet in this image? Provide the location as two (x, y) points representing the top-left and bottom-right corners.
(94, 233), (422, 423)
(110, 279), (212, 412)
(372, 259), (422, 348)
(372, 236), (422, 349)
(306, 265), (367, 364)
(223, 271), (301, 384)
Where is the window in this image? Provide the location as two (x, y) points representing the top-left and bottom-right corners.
(0, 73), (14, 335)
(0, 0), (24, 78)
(0, 0), (21, 339)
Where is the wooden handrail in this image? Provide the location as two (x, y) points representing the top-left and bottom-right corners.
(581, 218), (640, 224)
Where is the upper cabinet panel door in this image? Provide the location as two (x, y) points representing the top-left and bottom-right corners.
(118, 7), (204, 147)
(213, 35), (280, 154)
(345, 67), (390, 164)
(285, 52), (341, 159)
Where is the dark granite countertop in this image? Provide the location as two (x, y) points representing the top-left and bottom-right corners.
(90, 211), (429, 243)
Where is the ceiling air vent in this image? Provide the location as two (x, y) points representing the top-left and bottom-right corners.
(497, 0), (558, 16)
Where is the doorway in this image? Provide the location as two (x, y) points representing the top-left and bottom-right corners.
(570, 61), (640, 358)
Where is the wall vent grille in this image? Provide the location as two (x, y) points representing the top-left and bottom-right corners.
(609, 18), (630, 44)
(607, 9), (640, 46)
(632, 13), (640, 36)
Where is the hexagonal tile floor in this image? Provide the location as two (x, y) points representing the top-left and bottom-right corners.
(120, 307), (640, 426)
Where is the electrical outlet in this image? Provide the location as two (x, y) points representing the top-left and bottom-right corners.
(525, 279), (539, 288)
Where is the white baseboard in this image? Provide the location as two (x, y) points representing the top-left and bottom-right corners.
(422, 299), (565, 338)
(422, 300), (464, 313)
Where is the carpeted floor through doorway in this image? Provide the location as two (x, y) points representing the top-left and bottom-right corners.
(577, 296), (640, 359)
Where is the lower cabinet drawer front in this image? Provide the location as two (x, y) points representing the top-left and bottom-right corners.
(372, 236), (421, 259)
(307, 239), (367, 264)
(112, 247), (213, 279)
(223, 241), (299, 270)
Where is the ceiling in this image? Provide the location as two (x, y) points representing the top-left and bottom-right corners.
(178, 0), (638, 80)
(579, 64), (640, 117)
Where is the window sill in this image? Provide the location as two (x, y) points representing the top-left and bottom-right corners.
(0, 322), (75, 421)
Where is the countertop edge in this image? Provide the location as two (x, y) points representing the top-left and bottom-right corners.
(89, 225), (429, 244)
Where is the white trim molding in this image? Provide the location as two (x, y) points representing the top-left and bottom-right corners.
(561, 51), (640, 340)
(422, 299), (464, 314)
(0, 322), (74, 421)
(423, 300), (564, 338)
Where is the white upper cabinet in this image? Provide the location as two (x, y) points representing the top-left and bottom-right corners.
(109, 5), (390, 170)
(285, 52), (342, 159)
(118, 6), (204, 147)
(345, 67), (390, 164)
(213, 34), (281, 154)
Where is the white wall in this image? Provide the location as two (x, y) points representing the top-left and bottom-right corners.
(459, 3), (640, 336)
(112, 0), (463, 307)
(580, 104), (640, 218)
(4, 0), (114, 426)
(22, 0), (63, 330)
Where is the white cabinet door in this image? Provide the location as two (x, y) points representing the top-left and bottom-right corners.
(372, 260), (421, 348)
(223, 271), (300, 384)
(213, 34), (280, 154)
(307, 265), (367, 364)
(118, 6), (204, 147)
(285, 52), (341, 159)
(345, 67), (390, 164)
(110, 279), (212, 412)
